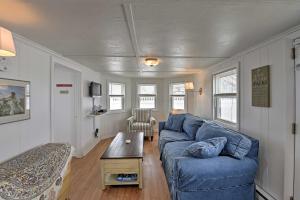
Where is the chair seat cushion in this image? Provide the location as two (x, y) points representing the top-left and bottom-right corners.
(183, 137), (227, 158)
(159, 130), (191, 153)
(131, 122), (151, 130)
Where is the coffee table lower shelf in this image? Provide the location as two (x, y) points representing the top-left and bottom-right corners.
(100, 158), (143, 189)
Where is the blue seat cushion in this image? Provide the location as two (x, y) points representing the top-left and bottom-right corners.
(174, 156), (258, 191)
(195, 122), (252, 159)
(161, 141), (194, 187)
(159, 130), (191, 153)
(183, 137), (227, 158)
(165, 113), (186, 132)
(182, 114), (204, 139)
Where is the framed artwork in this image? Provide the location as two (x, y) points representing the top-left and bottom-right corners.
(0, 78), (30, 124)
(252, 65), (270, 107)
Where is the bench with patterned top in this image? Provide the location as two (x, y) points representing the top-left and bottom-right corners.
(0, 143), (72, 200)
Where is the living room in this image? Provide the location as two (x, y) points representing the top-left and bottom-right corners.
(0, 1), (300, 200)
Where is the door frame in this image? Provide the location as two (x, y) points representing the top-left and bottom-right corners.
(293, 39), (300, 199)
(50, 56), (82, 156)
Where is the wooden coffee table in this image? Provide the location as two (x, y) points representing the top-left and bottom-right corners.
(100, 132), (144, 189)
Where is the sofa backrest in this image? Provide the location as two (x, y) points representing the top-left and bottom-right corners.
(203, 120), (259, 161)
(182, 113), (205, 139)
(230, 130), (259, 161)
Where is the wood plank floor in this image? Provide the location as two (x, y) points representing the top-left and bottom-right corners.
(70, 132), (171, 200)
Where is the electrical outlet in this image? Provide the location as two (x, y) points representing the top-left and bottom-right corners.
(0, 65), (8, 72)
(95, 128), (99, 138)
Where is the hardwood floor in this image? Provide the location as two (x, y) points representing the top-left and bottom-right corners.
(70, 132), (171, 200)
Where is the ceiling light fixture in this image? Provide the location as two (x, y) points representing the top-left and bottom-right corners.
(144, 57), (159, 67)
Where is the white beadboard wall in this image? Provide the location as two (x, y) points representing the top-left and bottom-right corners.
(193, 37), (295, 200)
(0, 34), (132, 162)
(131, 76), (196, 130)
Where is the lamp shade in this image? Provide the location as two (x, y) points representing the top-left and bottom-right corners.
(185, 82), (194, 90)
(0, 27), (16, 57)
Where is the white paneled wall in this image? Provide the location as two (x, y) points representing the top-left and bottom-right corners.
(0, 37), (51, 162)
(194, 38), (294, 200)
(0, 35), (132, 162)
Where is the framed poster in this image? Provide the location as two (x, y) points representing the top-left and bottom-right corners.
(252, 65), (270, 107)
(0, 78), (30, 124)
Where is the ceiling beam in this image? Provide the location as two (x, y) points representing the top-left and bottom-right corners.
(122, 2), (142, 71)
(65, 55), (228, 59)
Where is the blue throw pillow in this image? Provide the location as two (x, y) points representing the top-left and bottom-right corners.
(182, 114), (204, 139)
(183, 137), (227, 158)
(165, 113), (185, 132)
(195, 122), (252, 159)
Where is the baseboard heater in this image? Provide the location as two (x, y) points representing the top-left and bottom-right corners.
(256, 185), (277, 200)
(256, 189), (268, 200)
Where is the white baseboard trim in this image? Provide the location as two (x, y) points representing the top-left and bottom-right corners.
(256, 185), (277, 200)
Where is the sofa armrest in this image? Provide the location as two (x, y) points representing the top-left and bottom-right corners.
(173, 156), (258, 192)
(159, 121), (166, 136)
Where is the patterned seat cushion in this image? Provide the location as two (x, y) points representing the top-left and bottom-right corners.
(131, 122), (151, 130)
(0, 143), (71, 200)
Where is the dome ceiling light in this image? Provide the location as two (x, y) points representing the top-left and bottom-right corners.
(144, 57), (160, 67)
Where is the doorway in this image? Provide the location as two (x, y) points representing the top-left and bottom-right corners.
(51, 58), (81, 155)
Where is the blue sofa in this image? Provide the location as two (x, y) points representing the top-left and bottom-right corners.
(159, 114), (259, 200)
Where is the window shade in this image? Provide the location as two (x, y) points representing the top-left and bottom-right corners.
(170, 83), (185, 95)
(138, 84), (156, 95)
(109, 83), (125, 95)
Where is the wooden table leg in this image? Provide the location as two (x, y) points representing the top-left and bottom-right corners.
(100, 160), (106, 190)
(139, 159), (143, 189)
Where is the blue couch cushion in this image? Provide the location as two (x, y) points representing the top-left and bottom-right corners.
(161, 141), (194, 187)
(165, 113), (185, 132)
(183, 137), (227, 158)
(182, 114), (204, 139)
(173, 156), (258, 191)
(195, 122), (252, 159)
(159, 130), (191, 153)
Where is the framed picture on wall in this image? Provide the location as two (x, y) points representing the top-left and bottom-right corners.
(252, 65), (270, 107)
(0, 78), (30, 124)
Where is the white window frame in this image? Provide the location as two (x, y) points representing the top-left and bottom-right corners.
(108, 82), (126, 112)
(137, 84), (157, 109)
(212, 65), (240, 129)
(169, 82), (186, 111)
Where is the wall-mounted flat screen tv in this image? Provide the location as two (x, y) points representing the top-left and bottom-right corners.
(89, 82), (102, 97)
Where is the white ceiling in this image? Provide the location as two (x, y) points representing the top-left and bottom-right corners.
(1, 0), (300, 77)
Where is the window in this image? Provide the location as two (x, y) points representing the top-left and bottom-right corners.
(108, 82), (125, 111)
(213, 68), (238, 125)
(169, 83), (185, 111)
(137, 84), (157, 109)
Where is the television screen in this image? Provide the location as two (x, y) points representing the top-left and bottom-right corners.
(89, 82), (102, 97)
